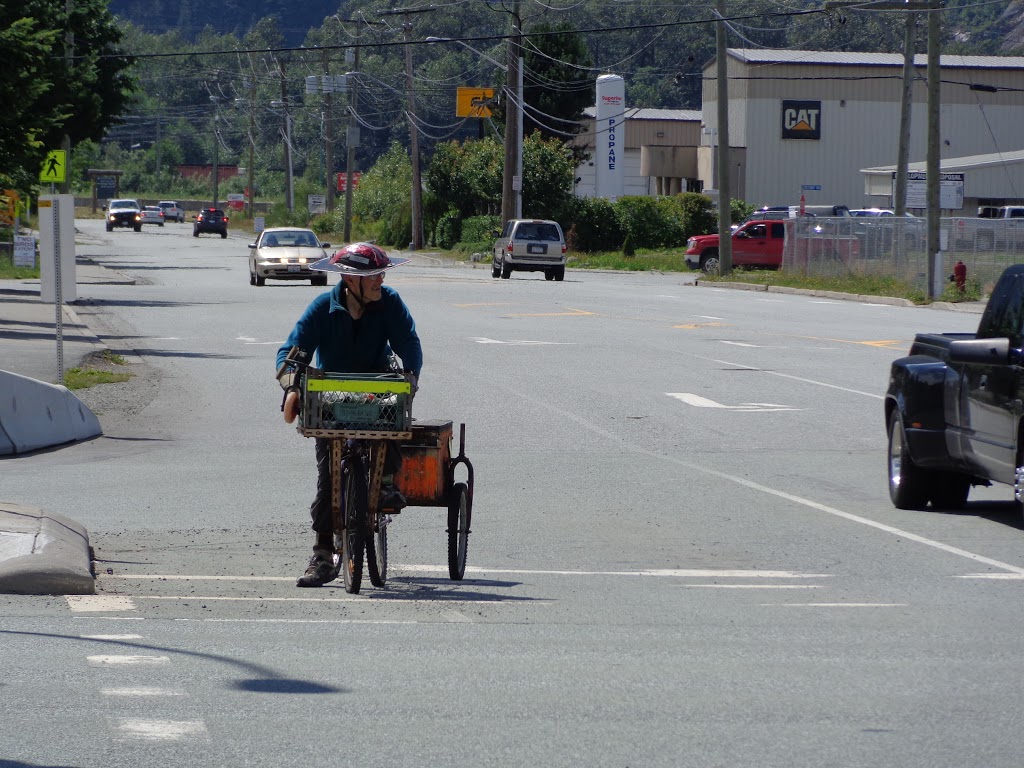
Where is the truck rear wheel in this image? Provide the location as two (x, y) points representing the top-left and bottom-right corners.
(887, 411), (930, 510)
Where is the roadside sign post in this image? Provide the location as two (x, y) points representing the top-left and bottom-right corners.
(38, 195), (76, 384)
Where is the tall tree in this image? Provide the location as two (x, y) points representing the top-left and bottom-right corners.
(0, 18), (57, 189)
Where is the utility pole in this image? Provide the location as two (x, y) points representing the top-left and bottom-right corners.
(247, 78), (256, 220)
(379, 7), (434, 250)
(926, 0), (941, 298)
(894, 14), (916, 217)
(323, 48), (335, 212)
(210, 98), (220, 209)
(344, 23), (363, 243)
(278, 59), (294, 214)
(501, 0), (522, 226)
(715, 0), (732, 274)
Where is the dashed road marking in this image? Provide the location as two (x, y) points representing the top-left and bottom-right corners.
(770, 606), (905, 610)
(115, 719), (208, 742)
(102, 687), (187, 697)
(677, 584), (822, 589)
(67, 596), (136, 612)
(88, 655), (170, 665)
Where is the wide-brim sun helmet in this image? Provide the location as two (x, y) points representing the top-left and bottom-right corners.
(310, 242), (410, 275)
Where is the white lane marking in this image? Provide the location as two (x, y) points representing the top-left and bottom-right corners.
(81, 634), (143, 640)
(811, 301), (840, 305)
(678, 584), (822, 589)
(88, 655), (170, 665)
(706, 356), (885, 400)
(719, 341), (779, 348)
(109, 568), (828, 580)
(115, 719), (208, 742)
(470, 337), (571, 345)
(102, 687), (187, 697)
(958, 573), (1024, 580)
(770, 606), (905, 610)
(511, 384), (1024, 576)
(131, 596), (524, 604)
(668, 393), (801, 412)
(444, 609), (473, 622)
(66, 596), (136, 612)
(700, 315), (723, 320)
(236, 335), (257, 342)
(175, 618), (420, 624)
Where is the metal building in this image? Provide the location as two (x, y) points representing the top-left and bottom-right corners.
(699, 49), (1024, 211)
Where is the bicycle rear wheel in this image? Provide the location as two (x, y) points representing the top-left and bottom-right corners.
(340, 458), (366, 594)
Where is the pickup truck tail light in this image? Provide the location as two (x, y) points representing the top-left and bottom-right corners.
(561, 243), (566, 254)
(507, 241), (514, 253)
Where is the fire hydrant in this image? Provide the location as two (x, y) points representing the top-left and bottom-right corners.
(952, 260), (967, 293)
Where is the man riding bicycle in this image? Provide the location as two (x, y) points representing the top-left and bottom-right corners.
(276, 242), (422, 587)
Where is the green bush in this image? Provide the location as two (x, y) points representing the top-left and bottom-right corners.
(434, 209), (462, 250)
(614, 196), (670, 249)
(460, 215), (500, 244)
(561, 196), (624, 252)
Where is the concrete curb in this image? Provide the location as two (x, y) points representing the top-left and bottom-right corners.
(692, 279), (985, 313)
(0, 370), (102, 456)
(0, 501), (94, 595)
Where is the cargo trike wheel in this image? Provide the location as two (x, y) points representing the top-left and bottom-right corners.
(887, 411), (929, 510)
(447, 482), (470, 580)
(366, 513), (388, 588)
(341, 460), (366, 593)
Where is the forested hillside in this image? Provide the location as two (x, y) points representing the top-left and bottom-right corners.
(108, 0), (1023, 54)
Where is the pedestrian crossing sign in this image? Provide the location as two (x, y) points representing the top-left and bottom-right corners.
(40, 150), (67, 183)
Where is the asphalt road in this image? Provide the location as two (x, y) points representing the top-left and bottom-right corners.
(2, 218), (1022, 768)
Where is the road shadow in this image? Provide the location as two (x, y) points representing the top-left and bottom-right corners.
(0, 630), (345, 696)
(929, 499), (1024, 530)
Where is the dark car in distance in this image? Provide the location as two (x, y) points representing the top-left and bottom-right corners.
(193, 208), (229, 238)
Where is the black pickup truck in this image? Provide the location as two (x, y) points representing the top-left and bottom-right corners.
(885, 264), (1024, 514)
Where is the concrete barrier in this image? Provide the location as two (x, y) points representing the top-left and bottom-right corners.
(0, 370), (102, 455)
(0, 502), (94, 594)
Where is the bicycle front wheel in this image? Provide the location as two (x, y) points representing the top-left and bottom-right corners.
(340, 458), (366, 594)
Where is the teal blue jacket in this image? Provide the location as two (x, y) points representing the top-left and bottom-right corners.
(276, 282), (422, 377)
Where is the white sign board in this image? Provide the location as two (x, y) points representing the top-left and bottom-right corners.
(893, 171), (965, 210)
(254, 216), (265, 233)
(38, 195), (76, 303)
(13, 235), (35, 267)
(594, 74), (625, 202)
(308, 195), (326, 214)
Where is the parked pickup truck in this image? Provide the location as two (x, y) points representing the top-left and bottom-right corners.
(685, 218), (859, 274)
(950, 205), (1024, 250)
(686, 220), (786, 273)
(885, 264), (1024, 514)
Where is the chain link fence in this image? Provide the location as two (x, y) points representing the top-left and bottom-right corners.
(781, 217), (1024, 292)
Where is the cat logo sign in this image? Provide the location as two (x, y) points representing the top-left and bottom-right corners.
(456, 87), (494, 118)
(781, 100), (821, 140)
(39, 150), (67, 183)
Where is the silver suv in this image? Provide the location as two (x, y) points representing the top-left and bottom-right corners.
(492, 219), (566, 281)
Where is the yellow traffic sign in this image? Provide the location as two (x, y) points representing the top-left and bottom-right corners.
(456, 87), (494, 118)
(40, 150), (67, 183)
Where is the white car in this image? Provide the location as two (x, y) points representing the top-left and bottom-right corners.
(157, 200), (185, 222)
(248, 228), (330, 287)
(140, 205), (165, 227)
(492, 219), (567, 281)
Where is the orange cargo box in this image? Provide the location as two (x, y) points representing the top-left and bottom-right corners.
(395, 420), (452, 505)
